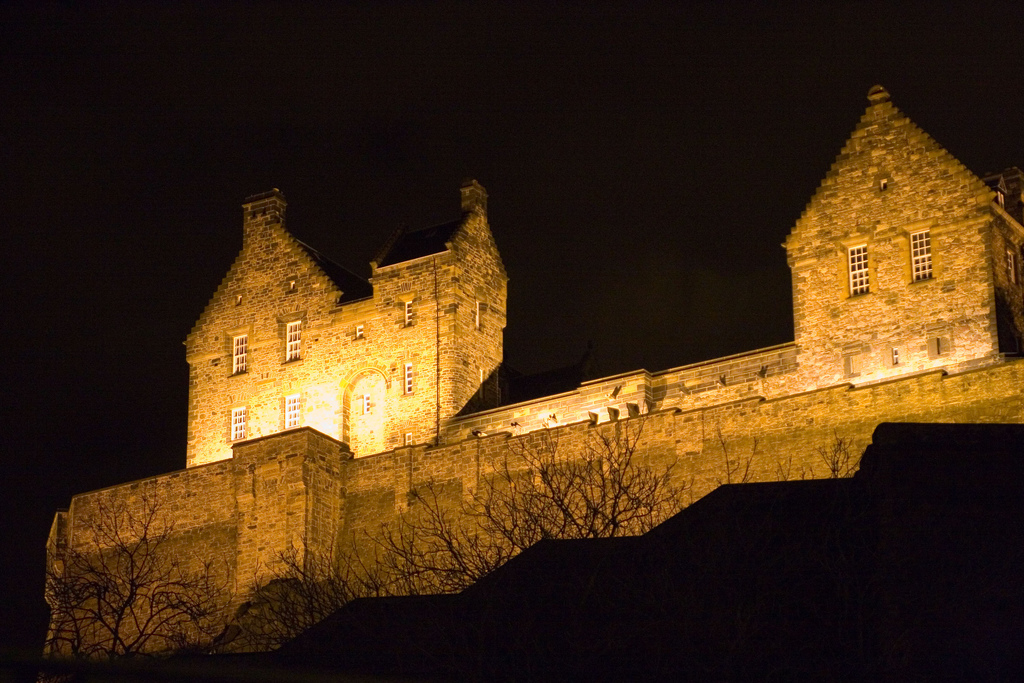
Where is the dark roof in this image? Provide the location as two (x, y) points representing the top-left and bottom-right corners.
(294, 239), (373, 304)
(375, 219), (461, 268)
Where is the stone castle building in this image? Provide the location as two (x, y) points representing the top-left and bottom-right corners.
(47, 86), (1024, 650)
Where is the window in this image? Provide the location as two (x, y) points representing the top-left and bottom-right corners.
(891, 347), (900, 366)
(843, 353), (862, 378)
(285, 394), (301, 428)
(404, 432), (413, 446)
(1008, 249), (1018, 285)
(910, 231), (932, 281)
(231, 407), (247, 441)
(849, 245), (869, 295)
(361, 393), (371, 415)
(404, 363), (414, 394)
(404, 301), (413, 327)
(286, 321), (302, 361)
(475, 301), (482, 330)
(354, 324), (364, 340)
(232, 335), (248, 374)
(928, 336), (947, 358)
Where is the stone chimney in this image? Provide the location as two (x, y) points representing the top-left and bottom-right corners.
(460, 179), (488, 215)
(242, 189), (287, 243)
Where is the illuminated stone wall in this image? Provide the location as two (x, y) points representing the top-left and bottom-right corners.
(184, 184), (507, 468)
(47, 86), (1024, 654)
(785, 87), (1024, 391)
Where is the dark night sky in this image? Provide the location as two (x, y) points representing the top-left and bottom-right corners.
(2, 0), (1022, 658)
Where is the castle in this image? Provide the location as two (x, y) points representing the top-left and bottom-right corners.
(47, 86), (1024, 651)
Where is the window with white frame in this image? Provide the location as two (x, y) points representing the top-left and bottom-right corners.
(361, 393), (371, 415)
(910, 231), (932, 281)
(404, 432), (413, 446)
(354, 324), (364, 340)
(891, 347), (900, 366)
(404, 301), (413, 327)
(285, 394), (301, 428)
(286, 321), (302, 361)
(404, 363), (414, 394)
(849, 245), (869, 295)
(231, 407), (247, 441)
(232, 334), (248, 374)
(1008, 249), (1018, 285)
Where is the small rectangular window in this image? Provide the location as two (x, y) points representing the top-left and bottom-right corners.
(911, 231), (932, 281)
(232, 335), (248, 374)
(285, 394), (301, 428)
(404, 363), (414, 394)
(362, 393), (371, 415)
(286, 321), (302, 361)
(891, 347), (900, 366)
(231, 407), (247, 441)
(404, 301), (413, 327)
(1008, 249), (1018, 285)
(844, 353), (862, 377)
(928, 336), (946, 358)
(849, 245), (869, 295)
(354, 324), (364, 340)
(404, 432), (413, 446)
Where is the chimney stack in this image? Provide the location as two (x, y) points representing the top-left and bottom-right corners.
(460, 179), (487, 215)
(242, 188), (286, 243)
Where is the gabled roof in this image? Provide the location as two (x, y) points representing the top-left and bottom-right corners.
(374, 219), (462, 268)
(294, 238), (373, 304)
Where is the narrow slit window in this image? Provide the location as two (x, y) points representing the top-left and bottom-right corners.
(404, 301), (413, 327)
(1008, 249), (1018, 285)
(404, 363), (414, 394)
(286, 321), (302, 361)
(232, 335), (248, 374)
(911, 231), (932, 281)
(285, 394), (301, 428)
(231, 407), (247, 441)
(404, 432), (413, 446)
(891, 348), (900, 366)
(475, 301), (482, 330)
(849, 245), (869, 295)
(355, 324), (364, 340)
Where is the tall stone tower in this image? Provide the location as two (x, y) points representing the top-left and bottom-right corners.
(785, 85), (1024, 389)
(184, 181), (506, 467)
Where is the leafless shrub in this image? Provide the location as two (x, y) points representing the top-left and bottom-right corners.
(372, 418), (684, 594)
(818, 431), (857, 478)
(45, 494), (229, 660)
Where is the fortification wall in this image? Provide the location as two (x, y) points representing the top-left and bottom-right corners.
(337, 358), (1024, 550)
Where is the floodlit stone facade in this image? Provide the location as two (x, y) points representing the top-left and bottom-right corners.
(47, 87), (1024, 654)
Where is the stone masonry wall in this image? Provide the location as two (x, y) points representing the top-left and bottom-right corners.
(786, 88), (1005, 392)
(185, 187), (506, 467)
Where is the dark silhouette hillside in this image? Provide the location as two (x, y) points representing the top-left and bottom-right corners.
(275, 422), (1024, 681)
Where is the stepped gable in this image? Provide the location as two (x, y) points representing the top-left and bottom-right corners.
(786, 85), (993, 254)
(292, 238), (372, 304)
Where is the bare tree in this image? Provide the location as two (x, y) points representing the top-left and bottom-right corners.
(818, 431), (857, 478)
(45, 495), (229, 660)
(716, 426), (757, 485)
(234, 545), (387, 652)
(373, 418), (685, 594)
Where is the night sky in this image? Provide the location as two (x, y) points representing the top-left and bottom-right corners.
(2, 0), (1022, 658)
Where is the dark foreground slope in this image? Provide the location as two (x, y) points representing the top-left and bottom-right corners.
(276, 422), (1024, 681)
(24, 423), (1023, 682)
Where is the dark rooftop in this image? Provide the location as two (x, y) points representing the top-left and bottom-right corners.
(374, 219), (462, 268)
(294, 239), (373, 304)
